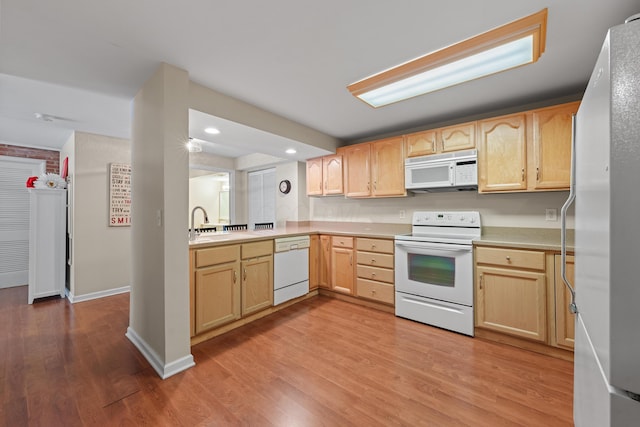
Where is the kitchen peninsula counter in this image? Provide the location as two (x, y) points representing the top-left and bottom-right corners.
(188, 221), (411, 248)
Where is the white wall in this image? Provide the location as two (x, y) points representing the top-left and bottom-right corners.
(275, 161), (309, 226)
(130, 63), (193, 378)
(311, 190), (574, 229)
(62, 131), (132, 298)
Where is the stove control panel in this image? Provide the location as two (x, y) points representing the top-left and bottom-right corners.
(412, 211), (481, 227)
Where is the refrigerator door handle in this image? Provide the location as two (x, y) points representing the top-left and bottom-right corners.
(561, 113), (578, 314)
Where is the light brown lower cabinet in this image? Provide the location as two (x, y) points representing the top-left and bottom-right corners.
(355, 237), (395, 305)
(476, 265), (547, 342)
(475, 246), (547, 343)
(241, 254), (273, 316)
(319, 235), (332, 289)
(194, 245), (241, 335)
(309, 235), (320, 291)
(331, 236), (355, 295)
(240, 240), (273, 316)
(554, 254), (576, 349)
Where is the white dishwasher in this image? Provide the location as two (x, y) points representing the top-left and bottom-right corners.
(273, 235), (310, 305)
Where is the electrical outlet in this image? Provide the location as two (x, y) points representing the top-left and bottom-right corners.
(545, 208), (557, 221)
(399, 210), (406, 219)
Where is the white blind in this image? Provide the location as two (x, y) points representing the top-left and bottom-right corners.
(0, 157), (44, 287)
(248, 168), (276, 228)
(0, 165), (30, 232)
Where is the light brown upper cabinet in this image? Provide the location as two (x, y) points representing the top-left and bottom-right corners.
(343, 136), (405, 198)
(478, 101), (579, 193)
(306, 153), (344, 196)
(478, 113), (528, 192)
(531, 102), (580, 190)
(343, 143), (371, 197)
(405, 121), (476, 158)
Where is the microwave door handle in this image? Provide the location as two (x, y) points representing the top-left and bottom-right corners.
(394, 241), (472, 252)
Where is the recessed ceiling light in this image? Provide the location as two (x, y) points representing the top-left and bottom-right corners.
(285, 148), (297, 154)
(204, 127), (220, 135)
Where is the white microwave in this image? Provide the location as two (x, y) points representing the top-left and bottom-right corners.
(405, 149), (478, 192)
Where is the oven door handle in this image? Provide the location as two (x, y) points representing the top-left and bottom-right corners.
(394, 241), (472, 252)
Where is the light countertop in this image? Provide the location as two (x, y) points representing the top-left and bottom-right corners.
(189, 222), (573, 252)
(474, 227), (574, 252)
(188, 221), (412, 248)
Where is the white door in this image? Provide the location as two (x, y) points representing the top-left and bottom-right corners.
(0, 156), (45, 288)
(248, 168), (275, 229)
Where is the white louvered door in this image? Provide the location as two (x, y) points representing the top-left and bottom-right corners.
(0, 157), (45, 288)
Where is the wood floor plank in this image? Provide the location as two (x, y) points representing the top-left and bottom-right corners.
(0, 286), (574, 426)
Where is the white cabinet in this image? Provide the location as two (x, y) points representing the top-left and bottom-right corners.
(28, 189), (66, 303)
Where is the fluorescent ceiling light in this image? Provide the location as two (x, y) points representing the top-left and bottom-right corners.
(348, 9), (547, 108)
(285, 148), (297, 154)
(204, 127), (220, 134)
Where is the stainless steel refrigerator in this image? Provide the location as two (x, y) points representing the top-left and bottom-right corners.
(561, 13), (640, 426)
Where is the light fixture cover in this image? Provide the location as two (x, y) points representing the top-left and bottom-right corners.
(348, 8), (547, 107)
(186, 138), (203, 153)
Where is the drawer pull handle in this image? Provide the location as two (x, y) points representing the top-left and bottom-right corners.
(371, 259), (376, 264)
(372, 245), (376, 250)
(371, 272), (376, 277)
(479, 274), (483, 289)
(372, 289), (377, 295)
(506, 256), (511, 262)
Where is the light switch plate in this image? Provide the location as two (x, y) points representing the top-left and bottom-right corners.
(545, 208), (558, 221)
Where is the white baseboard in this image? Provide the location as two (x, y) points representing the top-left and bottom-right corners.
(125, 326), (195, 379)
(66, 285), (130, 303)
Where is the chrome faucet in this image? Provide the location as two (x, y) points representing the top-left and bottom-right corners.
(190, 206), (209, 241)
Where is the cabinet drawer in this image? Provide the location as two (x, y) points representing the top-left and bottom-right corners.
(356, 279), (394, 304)
(356, 251), (394, 269)
(357, 265), (394, 284)
(195, 245), (240, 268)
(242, 240), (273, 259)
(475, 246), (545, 271)
(356, 238), (394, 254)
(332, 236), (353, 249)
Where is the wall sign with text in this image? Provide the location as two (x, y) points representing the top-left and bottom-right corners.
(109, 163), (131, 227)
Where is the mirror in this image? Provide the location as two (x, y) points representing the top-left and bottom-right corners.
(189, 168), (232, 228)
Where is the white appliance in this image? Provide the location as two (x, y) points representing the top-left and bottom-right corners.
(28, 188), (67, 304)
(561, 14), (640, 426)
(395, 211), (481, 336)
(273, 235), (310, 305)
(404, 149), (477, 192)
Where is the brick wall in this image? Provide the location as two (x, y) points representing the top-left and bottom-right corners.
(0, 144), (60, 173)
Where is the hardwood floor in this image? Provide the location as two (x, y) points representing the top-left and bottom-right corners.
(1, 285), (574, 426)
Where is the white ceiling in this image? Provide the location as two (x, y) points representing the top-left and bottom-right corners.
(1, 1), (638, 158)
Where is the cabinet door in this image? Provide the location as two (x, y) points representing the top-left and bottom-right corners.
(372, 136), (405, 197)
(195, 261), (241, 334)
(323, 154), (343, 195)
(476, 266), (547, 342)
(554, 254), (576, 349)
(344, 144), (371, 197)
(241, 255), (273, 316)
(440, 122), (476, 153)
(331, 247), (354, 295)
(405, 130), (437, 157)
(306, 158), (323, 196)
(319, 235), (332, 289)
(478, 114), (527, 192)
(309, 235), (320, 291)
(531, 102), (579, 190)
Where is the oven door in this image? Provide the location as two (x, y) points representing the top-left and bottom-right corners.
(394, 240), (473, 306)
